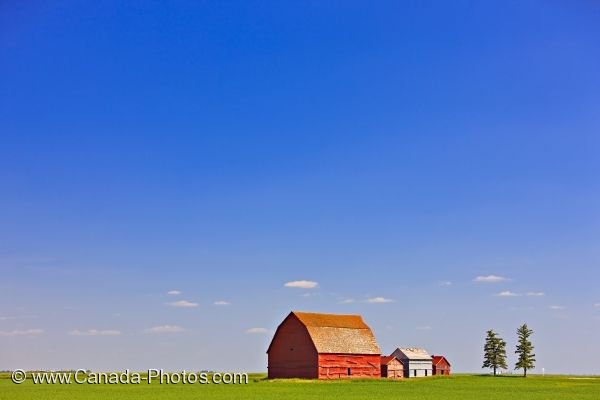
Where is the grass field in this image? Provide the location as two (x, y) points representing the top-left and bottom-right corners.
(1, 373), (599, 400)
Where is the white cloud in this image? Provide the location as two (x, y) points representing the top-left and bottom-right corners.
(439, 281), (453, 286)
(549, 305), (566, 310)
(284, 280), (318, 289)
(594, 303), (600, 308)
(167, 300), (198, 308)
(496, 291), (521, 297)
(0, 315), (37, 321)
(526, 292), (545, 297)
(474, 275), (509, 283)
(246, 327), (270, 334)
(0, 329), (44, 337)
(167, 290), (181, 295)
(213, 301), (230, 306)
(68, 329), (121, 337)
(366, 297), (394, 304)
(416, 326), (432, 331)
(338, 298), (355, 304)
(145, 325), (185, 334)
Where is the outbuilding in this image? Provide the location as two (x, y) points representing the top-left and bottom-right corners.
(391, 347), (433, 378)
(380, 356), (404, 378)
(432, 355), (451, 376)
(267, 311), (381, 379)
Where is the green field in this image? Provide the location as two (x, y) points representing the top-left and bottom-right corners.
(1, 373), (599, 400)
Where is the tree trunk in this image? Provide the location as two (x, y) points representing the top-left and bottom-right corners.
(493, 367), (497, 376)
(524, 368), (527, 378)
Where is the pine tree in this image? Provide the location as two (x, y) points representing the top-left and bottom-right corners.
(515, 323), (536, 377)
(482, 329), (508, 376)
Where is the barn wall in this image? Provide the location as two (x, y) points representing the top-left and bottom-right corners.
(317, 354), (380, 379)
(267, 315), (318, 379)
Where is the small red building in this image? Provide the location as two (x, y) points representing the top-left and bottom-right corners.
(380, 356), (404, 379)
(267, 311), (381, 379)
(432, 355), (451, 376)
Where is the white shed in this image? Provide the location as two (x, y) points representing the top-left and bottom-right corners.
(391, 347), (433, 378)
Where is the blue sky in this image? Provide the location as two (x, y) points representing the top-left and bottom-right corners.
(1, 1), (599, 374)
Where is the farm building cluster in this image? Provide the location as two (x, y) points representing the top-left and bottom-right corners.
(267, 311), (451, 379)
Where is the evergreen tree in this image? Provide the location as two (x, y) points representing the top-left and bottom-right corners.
(482, 329), (508, 376)
(515, 323), (536, 377)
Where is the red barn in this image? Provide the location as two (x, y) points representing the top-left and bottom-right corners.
(432, 355), (451, 375)
(380, 356), (404, 379)
(267, 311), (381, 379)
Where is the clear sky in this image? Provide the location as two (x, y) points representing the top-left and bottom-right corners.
(1, 1), (599, 375)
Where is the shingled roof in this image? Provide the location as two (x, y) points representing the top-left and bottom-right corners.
(279, 311), (381, 355)
(392, 347), (432, 360)
(293, 311), (371, 329)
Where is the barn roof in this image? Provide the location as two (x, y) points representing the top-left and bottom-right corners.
(432, 355), (451, 366)
(393, 347), (432, 360)
(278, 311), (381, 355)
(293, 311), (371, 329)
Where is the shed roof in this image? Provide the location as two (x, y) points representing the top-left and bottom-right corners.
(269, 311), (381, 355)
(380, 355), (401, 365)
(393, 347), (432, 360)
(432, 355), (451, 367)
